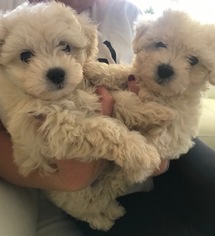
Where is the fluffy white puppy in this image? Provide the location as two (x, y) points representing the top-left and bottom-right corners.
(0, 2), (161, 230)
(86, 10), (215, 163)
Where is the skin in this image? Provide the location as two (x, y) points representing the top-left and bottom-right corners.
(0, 0), (168, 191)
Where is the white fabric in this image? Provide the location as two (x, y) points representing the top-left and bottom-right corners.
(89, 0), (142, 64)
(36, 193), (84, 236)
(0, 179), (39, 236)
(0, 1), (141, 235)
(0, 0), (25, 11)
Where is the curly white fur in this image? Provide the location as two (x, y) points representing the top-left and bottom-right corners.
(0, 2), (161, 230)
(85, 10), (215, 172)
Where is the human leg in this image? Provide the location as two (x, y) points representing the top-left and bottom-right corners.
(132, 138), (215, 236)
(172, 138), (215, 235)
(36, 192), (85, 236)
(74, 171), (206, 236)
(0, 179), (39, 236)
(73, 139), (215, 236)
(35, 138), (214, 236)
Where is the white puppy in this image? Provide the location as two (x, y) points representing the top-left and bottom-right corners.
(86, 10), (215, 165)
(0, 2), (161, 230)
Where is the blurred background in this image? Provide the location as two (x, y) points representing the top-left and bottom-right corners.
(130, 0), (215, 23)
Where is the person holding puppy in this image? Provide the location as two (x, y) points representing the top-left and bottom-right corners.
(0, 0), (215, 236)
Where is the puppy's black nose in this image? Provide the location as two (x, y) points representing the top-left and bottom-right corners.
(46, 68), (65, 85)
(157, 64), (174, 80)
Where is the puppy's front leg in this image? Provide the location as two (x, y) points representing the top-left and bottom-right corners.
(8, 113), (57, 177)
(84, 61), (131, 89)
(111, 90), (176, 129)
(47, 167), (127, 231)
(44, 115), (161, 183)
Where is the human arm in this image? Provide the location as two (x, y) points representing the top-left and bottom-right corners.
(0, 87), (113, 191)
(0, 129), (104, 191)
(0, 84), (167, 191)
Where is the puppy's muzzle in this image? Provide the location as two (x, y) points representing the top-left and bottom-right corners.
(156, 64), (174, 85)
(46, 67), (65, 89)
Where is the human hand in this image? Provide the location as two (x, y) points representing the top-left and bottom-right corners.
(0, 123), (106, 190)
(128, 74), (139, 94)
(96, 85), (115, 116)
(0, 125), (105, 191)
(0, 86), (113, 192)
(151, 160), (169, 176)
(0, 86), (113, 191)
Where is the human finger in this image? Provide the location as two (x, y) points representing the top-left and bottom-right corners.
(152, 160), (170, 176)
(127, 75), (139, 94)
(56, 159), (107, 190)
(96, 86), (114, 116)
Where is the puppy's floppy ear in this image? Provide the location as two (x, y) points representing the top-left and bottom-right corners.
(78, 13), (98, 61)
(132, 20), (151, 54)
(208, 70), (215, 85)
(83, 23), (99, 61)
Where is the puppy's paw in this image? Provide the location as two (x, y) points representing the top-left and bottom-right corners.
(104, 201), (126, 220)
(89, 215), (115, 231)
(84, 61), (107, 86)
(88, 202), (125, 231)
(142, 102), (176, 128)
(152, 105), (176, 126)
(121, 131), (161, 183)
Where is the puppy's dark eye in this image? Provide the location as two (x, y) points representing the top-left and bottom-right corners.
(20, 51), (34, 63)
(188, 56), (199, 66)
(59, 42), (71, 53)
(155, 42), (167, 48)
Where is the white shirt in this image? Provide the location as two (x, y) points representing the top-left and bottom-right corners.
(88, 0), (142, 64)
